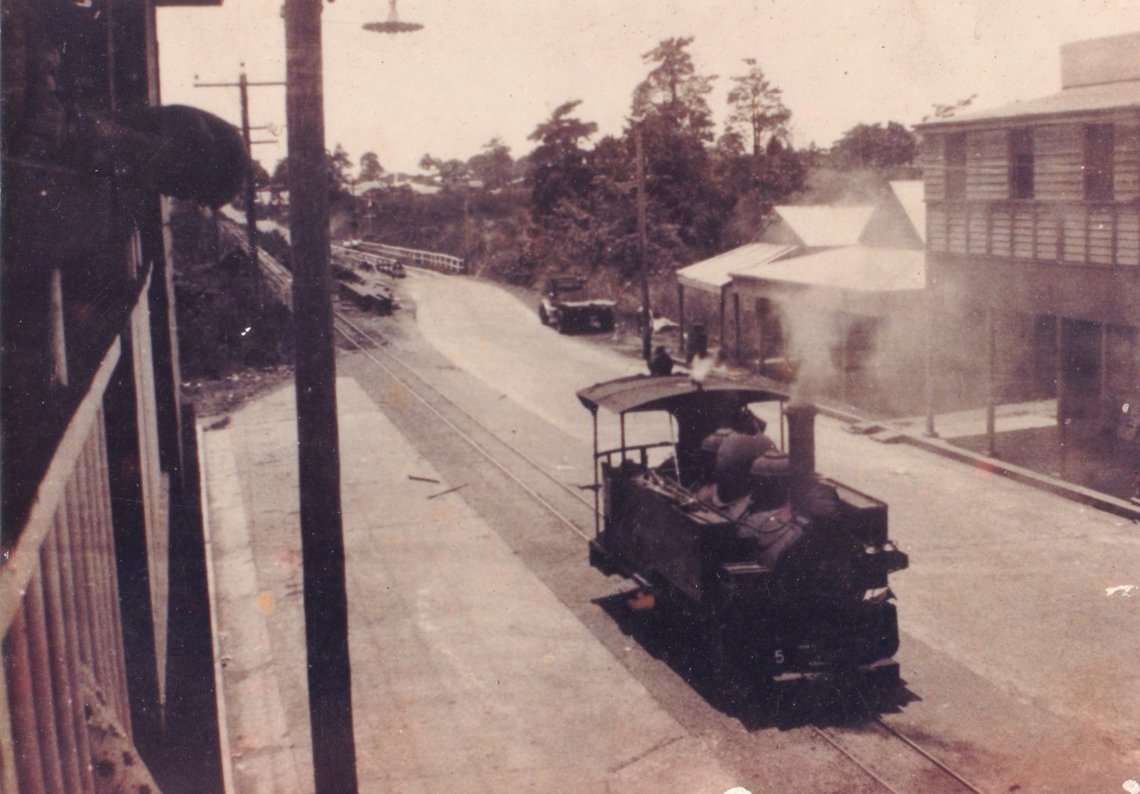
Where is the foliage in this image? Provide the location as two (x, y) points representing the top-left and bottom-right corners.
(250, 159), (272, 188)
(466, 138), (514, 190)
(419, 153), (472, 191)
(526, 100), (597, 218)
(725, 58), (791, 155)
(631, 36), (716, 140)
(321, 36), (901, 310)
(358, 151), (384, 182)
(828, 122), (917, 170)
(168, 201), (293, 379)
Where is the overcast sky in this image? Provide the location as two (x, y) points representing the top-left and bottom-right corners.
(157, 0), (1140, 176)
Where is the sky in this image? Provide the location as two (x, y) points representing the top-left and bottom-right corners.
(157, 0), (1140, 176)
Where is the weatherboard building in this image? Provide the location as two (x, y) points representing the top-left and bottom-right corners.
(916, 31), (1140, 476)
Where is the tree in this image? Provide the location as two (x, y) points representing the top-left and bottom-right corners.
(631, 37), (716, 139)
(466, 138), (513, 190)
(725, 58), (790, 156)
(250, 158), (272, 188)
(829, 122), (917, 170)
(419, 153), (471, 190)
(271, 157), (289, 186)
(358, 151), (384, 183)
(526, 100), (597, 218)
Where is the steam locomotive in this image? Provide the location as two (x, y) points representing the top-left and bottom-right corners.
(577, 374), (908, 685)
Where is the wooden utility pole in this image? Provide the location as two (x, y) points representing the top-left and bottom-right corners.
(194, 70), (285, 303)
(283, 1), (358, 792)
(636, 126), (651, 362)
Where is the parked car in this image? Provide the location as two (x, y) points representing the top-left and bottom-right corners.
(538, 276), (615, 334)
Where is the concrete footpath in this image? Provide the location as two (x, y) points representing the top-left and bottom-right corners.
(198, 377), (742, 794)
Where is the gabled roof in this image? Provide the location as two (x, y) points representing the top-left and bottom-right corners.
(771, 205), (876, 248)
(888, 181), (926, 244)
(675, 243), (797, 295)
(732, 246), (925, 293)
(916, 79), (1140, 130)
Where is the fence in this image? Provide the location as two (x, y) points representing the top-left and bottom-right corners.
(357, 241), (465, 274)
(1, 339), (133, 792)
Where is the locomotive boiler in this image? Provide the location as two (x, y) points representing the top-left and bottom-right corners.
(578, 374), (908, 685)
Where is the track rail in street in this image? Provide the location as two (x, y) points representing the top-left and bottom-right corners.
(813, 722), (986, 794)
(333, 308), (594, 543)
(332, 306), (990, 794)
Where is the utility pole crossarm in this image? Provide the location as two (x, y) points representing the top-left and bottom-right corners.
(193, 71), (285, 307)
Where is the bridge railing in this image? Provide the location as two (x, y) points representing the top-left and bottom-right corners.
(357, 241), (465, 274)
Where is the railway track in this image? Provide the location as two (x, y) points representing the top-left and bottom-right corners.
(331, 307), (988, 794)
(244, 237), (986, 794)
(813, 722), (986, 794)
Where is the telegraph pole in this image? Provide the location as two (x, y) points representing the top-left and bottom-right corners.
(194, 69), (285, 304)
(283, 1), (358, 792)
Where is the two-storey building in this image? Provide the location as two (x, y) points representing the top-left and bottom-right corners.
(916, 33), (1140, 465)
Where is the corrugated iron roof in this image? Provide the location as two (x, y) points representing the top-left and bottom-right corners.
(889, 181), (926, 244)
(917, 79), (1140, 129)
(772, 205), (876, 247)
(675, 243), (797, 294)
(732, 246), (925, 293)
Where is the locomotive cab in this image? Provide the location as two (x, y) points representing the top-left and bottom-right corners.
(577, 374), (908, 685)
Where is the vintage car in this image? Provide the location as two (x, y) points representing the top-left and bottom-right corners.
(578, 373), (908, 686)
(538, 276), (615, 334)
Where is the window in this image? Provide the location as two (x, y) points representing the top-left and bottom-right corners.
(1009, 128), (1034, 199)
(1083, 124), (1114, 202)
(945, 133), (967, 199)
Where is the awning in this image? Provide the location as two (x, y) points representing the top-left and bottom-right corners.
(675, 243), (796, 295)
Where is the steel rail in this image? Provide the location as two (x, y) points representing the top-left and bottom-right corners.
(811, 720), (987, 794)
(331, 310), (594, 542)
(334, 307), (993, 794)
(871, 719), (988, 793)
(809, 727), (902, 793)
(255, 257), (986, 794)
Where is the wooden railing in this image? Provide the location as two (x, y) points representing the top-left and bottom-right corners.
(927, 199), (1140, 267)
(356, 241), (466, 274)
(1, 339), (133, 792)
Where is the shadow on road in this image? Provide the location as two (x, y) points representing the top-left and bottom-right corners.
(593, 589), (920, 732)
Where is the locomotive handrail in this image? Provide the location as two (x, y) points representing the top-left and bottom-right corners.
(594, 440), (674, 462)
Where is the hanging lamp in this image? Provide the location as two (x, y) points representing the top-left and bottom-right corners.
(363, 0), (423, 34)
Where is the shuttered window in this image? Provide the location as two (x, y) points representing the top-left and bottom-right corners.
(1009, 128), (1034, 199)
(945, 133), (967, 199)
(1083, 124), (1114, 202)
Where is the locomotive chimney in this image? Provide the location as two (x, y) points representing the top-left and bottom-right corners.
(784, 402), (817, 502)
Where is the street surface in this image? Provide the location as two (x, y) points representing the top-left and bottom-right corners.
(340, 269), (1140, 792)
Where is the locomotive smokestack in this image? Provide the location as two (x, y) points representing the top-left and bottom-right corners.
(784, 402), (817, 503)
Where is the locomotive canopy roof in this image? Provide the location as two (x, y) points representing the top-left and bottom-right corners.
(577, 374), (789, 416)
